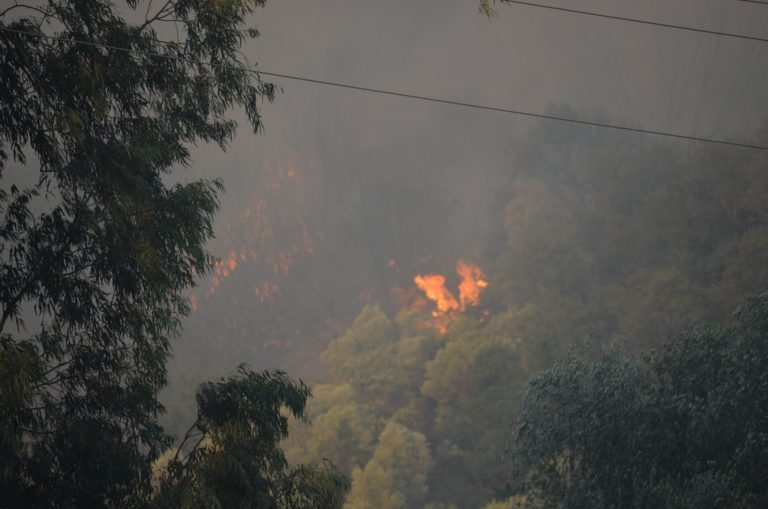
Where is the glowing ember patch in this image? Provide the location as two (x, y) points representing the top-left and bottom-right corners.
(191, 159), (315, 307)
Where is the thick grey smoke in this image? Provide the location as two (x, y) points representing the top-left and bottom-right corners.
(163, 0), (768, 419)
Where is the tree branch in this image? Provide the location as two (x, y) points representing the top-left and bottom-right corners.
(0, 2), (52, 19)
(173, 417), (203, 464)
(139, 0), (176, 32)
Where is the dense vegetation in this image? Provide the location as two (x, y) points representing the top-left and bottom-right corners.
(510, 292), (768, 509)
(2, 0), (767, 507)
(0, 0), (345, 506)
(283, 121), (768, 508)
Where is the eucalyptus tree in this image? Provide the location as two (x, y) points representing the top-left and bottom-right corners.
(153, 368), (348, 509)
(509, 292), (768, 508)
(0, 0), (347, 506)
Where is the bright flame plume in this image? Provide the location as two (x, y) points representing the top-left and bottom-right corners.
(413, 260), (488, 324)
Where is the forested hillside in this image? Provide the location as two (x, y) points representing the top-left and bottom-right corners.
(510, 291), (768, 508)
(3, 0), (768, 507)
(282, 118), (768, 508)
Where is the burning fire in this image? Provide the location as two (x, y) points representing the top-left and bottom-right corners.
(456, 259), (488, 308)
(189, 158), (316, 310)
(413, 260), (488, 325)
(414, 274), (459, 316)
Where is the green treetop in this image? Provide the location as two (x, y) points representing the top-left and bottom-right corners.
(509, 292), (768, 508)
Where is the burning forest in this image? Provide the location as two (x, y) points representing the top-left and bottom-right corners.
(3, 1), (768, 508)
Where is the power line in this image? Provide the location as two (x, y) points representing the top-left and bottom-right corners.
(1, 26), (766, 150)
(258, 71), (767, 150)
(736, 0), (768, 5)
(502, 0), (768, 43)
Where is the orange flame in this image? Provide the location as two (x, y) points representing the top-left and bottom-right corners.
(457, 260), (488, 308)
(190, 158), (315, 309)
(413, 274), (460, 316)
(412, 260), (488, 328)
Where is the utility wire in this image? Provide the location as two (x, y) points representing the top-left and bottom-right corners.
(736, 0), (768, 5)
(257, 70), (767, 150)
(502, 0), (768, 43)
(0, 26), (766, 150)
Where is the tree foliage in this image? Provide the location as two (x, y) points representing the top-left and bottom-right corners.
(0, 0), (349, 507)
(322, 306), (440, 416)
(153, 367), (348, 509)
(483, 110), (768, 353)
(345, 421), (433, 509)
(284, 384), (379, 475)
(509, 292), (768, 509)
(285, 114), (768, 508)
(285, 307), (531, 509)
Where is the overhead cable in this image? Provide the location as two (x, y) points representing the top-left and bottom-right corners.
(502, 1), (768, 43)
(0, 26), (766, 150)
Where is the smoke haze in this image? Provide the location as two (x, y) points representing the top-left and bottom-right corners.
(169, 0), (768, 385)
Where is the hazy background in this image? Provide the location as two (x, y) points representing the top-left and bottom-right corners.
(4, 1), (768, 506)
(166, 0), (768, 393)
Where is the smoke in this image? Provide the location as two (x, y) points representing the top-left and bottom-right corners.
(164, 0), (768, 399)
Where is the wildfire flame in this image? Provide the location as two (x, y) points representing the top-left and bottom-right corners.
(414, 274), (460, 316)
(412, 260), (488, 326)
(457, 259), (488, 308)
(189, 159), (315, 311)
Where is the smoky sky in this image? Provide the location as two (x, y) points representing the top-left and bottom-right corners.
(5, 0), (768, 383)
(188, 0), (768, 248)
(169, 0), (768, 380)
